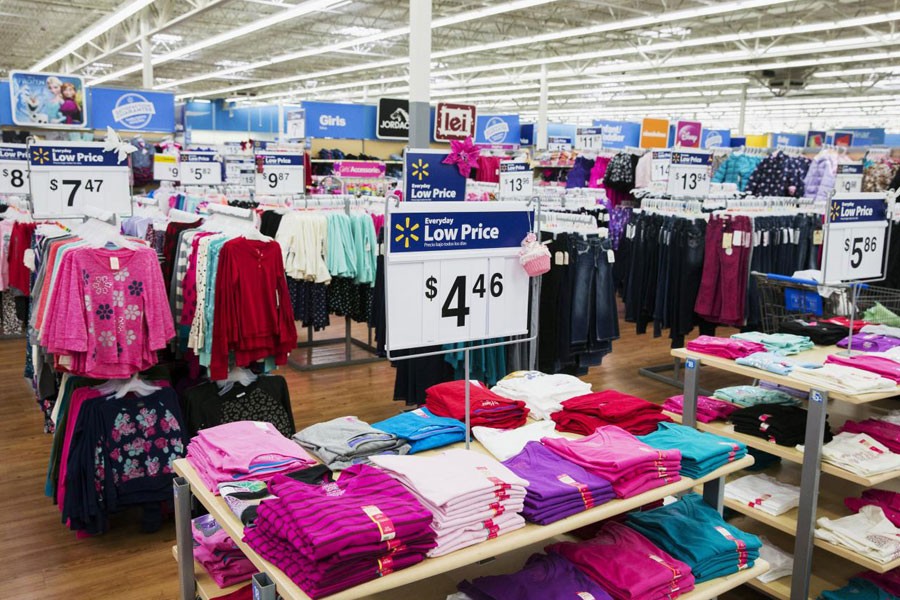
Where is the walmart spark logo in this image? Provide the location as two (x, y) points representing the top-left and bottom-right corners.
(830, 201), (840, 221)
(32, 148), (50, 164)
(394, 216), (420, 248)
(410, 158), (429, 181)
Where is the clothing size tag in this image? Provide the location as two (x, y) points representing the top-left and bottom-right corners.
(110, 256), (120, 270)
(555, 251), (564, 266)
(813, 230), (824, 245)
(732, 231), (743, 247)
(722, 232), (733, 250)
(362, 505), (396, 542)
(606, 249), (615, 264)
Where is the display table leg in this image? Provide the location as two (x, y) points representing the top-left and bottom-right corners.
(174, 477), (195, 600)
(252, 573), (277, 600)
(702, 476), (725, 513)
(790, 388), (828, 600)
(681, 357), (699, 428)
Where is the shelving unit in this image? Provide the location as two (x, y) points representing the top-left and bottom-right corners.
(172, 546), (251, 600)
(670, 346), (900, 599)
(172, 448), (763, 600)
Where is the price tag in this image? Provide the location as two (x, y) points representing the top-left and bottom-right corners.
(498, 162), (533, 199)
(547, 136), (573, 152)
(822, 194), (890, 283)
(28, 142), (131, 218)
(834, 163), (863, 194)
(255, 153), (304, 195)
(181, 151), (223, 185)
(385, 202), (532, 351)
(153, 153), (180, 182)
(651, 150), (671, 183)
(666, 151), (711, 197)
(0, 144), (30, 194)
(575, 127), (603, 152)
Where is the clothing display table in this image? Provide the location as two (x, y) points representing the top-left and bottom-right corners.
(172, 438), (761, 600)
(671, 346), (900, 599)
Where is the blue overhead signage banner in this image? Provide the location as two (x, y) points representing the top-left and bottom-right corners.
(390, 209), (532, 253)
(405, 149), (467, 202)
(548, 123), (577, 139)
(830, 198), (887, 223)
(302, 101), (376, 139)
(90, 87), (175, 132)
(592, 120), (641, 149)
(29, 144), (120, 167)
(771, 132), (806, 147)
(475, 114), (520, 145)
(701, 129), (731, 149)
(844, 128), (886, 146)
(519, 123), (534, 146)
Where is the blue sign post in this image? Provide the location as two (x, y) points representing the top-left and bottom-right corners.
(404, 149), (467, 201)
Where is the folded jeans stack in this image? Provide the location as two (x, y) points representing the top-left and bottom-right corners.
(815, 506), (900, 564)
(370, 449), (528, 557)
(372, 408), (467, 454)
(543, 426), (682, 498)
(724, 474), (800, 516)
(192, 515), (257, 587)
(638, 422), (747, 479)
(731, 405), (833, 447)
(662, 394), (740, 423)
(550, 390), (672, 436)
(503, 441), (615, 525)
(490, 371), (591, 420)
(821, 432), (900, 476)
(292, 416), (410, 470)
(243, 466), (436, 598)
(426, 380), (529, 429)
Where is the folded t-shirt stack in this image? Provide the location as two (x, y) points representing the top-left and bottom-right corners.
(845, 489), (900, 527)
(457, 552), (614, 600)
(503, 441), (615, 525)
(825, 354), (900, 384)
(662, 394), (740, 423)
(426, 380), (529, 429)
(550, 390), (672, 436)
(218, 464), (332, 527)
(186, 421), (317, 493)
(725, 473), (800, 516)
(837, 333), (900, 353)
(731, 405), (833, 447)
(779, 318), (850, 346)
(815, 505), (900, 564)
(370, 449), (528, 557)
(292, 416), (410, 470)
(472, 420), (562, 462)
(627, 493), (762, 583)
(713, 385), (800, 407)
(839, 417), (900, 453)
(858, 568), (900, 597)
(372, 408), (466, 454)
(192, 514), (257, 588)
(490, 371), (591, 420)
(685, 335), (765, 359)
(791, 364), (897, 394)
(638, 423), (747, 479)
(734, 351), (821, 375)
(243, 466), (436, 598)
(819, 577), (897, 600)
(548, 521), (695, 599)
(732, 331), (814, 355)
(543, 425), (681, 498)
(821, 432), (900, 476)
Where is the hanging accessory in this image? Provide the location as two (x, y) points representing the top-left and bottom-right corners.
(442, 136), (481, 177)
(518, 232), (551, 277)
(103, 126), (138, 164)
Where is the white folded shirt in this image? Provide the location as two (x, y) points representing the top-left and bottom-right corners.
(473, 421), (563, 462)
(491, 371), (591, 420)
(821, 432), (900, 476)
(815, 506), (900, 563)
(725, 474), (800, 516)
(790, 364), (896, 394)
(757, 537), (794, 583)
(861, 324), (900, 339)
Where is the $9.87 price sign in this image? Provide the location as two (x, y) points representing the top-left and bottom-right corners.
(0, 144), (30, 194)
(385, 202), (533, 351)
(255, 153), (304, 195)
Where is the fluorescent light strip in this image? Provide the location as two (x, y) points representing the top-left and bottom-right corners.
(89, 0), (345, 85)
(32, 0), (156, 71)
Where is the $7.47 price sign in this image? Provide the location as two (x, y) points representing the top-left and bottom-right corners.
(823, 195), (890, 284)
(498, 161), (533, 199)
(385, 202), (533, 352)
(0, 144), (30, 194)
(29, 142), (131, 219)
(255, 153), (304, 195)
(666, 150), (711, 197)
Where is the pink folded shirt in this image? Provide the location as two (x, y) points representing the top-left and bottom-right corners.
(825, 354), (900, 384)
(663, 395), (740, 423)
(686, 336), (766, 359)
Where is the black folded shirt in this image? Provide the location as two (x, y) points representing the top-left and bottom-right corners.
(778, 318), (849, 346)
(732, 404), (833, 446)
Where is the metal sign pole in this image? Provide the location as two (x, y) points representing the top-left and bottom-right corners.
(464, 348), (471, 449)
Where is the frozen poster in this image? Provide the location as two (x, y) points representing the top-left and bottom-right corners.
(10, 71), (87, 128)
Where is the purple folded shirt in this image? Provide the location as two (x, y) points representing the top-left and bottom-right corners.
(837, 334), (900, 353)
(459, 552), (614, 600)
(825, 354), (900, 383)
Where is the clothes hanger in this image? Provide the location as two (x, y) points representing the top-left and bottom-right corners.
(94, 374), (161, 399)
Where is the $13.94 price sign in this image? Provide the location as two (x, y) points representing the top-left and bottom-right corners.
(0, 143), (30, 194)
(181, 151), (223, 185)
(29, 142), (131, 218)
(834, 163), (864, 194)
(666, 150), (711, 197)
(255, 153), (304, 195)
(498, 161), (533, 199)
(385, 202), (533, 351)
(822, 194), (890, 284)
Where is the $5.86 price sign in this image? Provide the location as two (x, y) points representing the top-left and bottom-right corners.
(255, 153), (304, 195)
(822, 195), (890, 284)
(498, 161), (533, 199)
(29, 142), (131, 218)
(385, 202), (533, 351)
(0, 144), (30, 194)
(181, 151), (223, 185)
(666, 150), (711, 196)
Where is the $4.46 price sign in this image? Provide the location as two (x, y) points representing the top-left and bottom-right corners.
(385, 202), (533, 351)
(29, 142), (131, 218)
(255, 153), (304, 195)
(181, 151), (223, 185)
(666, 150), (711, 197)
(498, 162), (533, 199)
(834, 163), (864, 194)
(0, 144), (30, 194)
(822, 194), (890, 284)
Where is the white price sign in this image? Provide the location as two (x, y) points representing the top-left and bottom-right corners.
(255, 153), (304, 195)
(651, 150), (671, 182)
(181, 151), (222, 185)
(548, 136), (573, 152)
(822, 195), (890, 284)
(385, 202), (533, 351)
(834, 163), (864, 194)
(0, 144), (30, 194)
(499, 162), (533, 198)
(28, 142), (131, 218)
(575, 127), (603, 152)
(153, 153), (180, 181)
(666, 150), (711, 197)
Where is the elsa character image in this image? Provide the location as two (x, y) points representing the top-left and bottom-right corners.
(44, 76), (64, 123)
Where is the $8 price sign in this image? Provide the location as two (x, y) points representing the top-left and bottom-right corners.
(425, 272), (504, 327)
(0, 165), (28, 193)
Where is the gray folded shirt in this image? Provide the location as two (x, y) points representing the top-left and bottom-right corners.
(293, 416), (410, 470)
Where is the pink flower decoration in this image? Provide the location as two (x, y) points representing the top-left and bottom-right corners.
(442, 137), (481, 178)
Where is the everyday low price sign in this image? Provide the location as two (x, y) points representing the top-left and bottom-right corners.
(255, 153), (303, 195)
(0, 144), (29, 194)
(823, 195), (890, 284)
(404, 149), (467, 201)
(498, 162), (533, 199)
(666, 151), (711, 196)
(181, 151), (222, 185)
(834, 163), (864, 194)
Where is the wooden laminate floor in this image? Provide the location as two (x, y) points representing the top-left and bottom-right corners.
(0, 314), (765, 599)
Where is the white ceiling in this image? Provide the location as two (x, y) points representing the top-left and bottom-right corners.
(3, 0), (900, 131)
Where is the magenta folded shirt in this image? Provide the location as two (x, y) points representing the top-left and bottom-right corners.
(840, 419), (900, 454)
(825, 354), (900, 383)
(663, 395), (740, 423)
(686, 336), (766, 359)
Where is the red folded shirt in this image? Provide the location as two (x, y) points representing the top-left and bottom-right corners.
(551, 391), (671, 436)
(426, 380), (529, 429)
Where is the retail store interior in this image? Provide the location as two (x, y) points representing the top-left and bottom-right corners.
(1, 1), (900, 599)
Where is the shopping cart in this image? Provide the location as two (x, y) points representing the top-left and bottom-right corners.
(752, 272), (900, 334)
